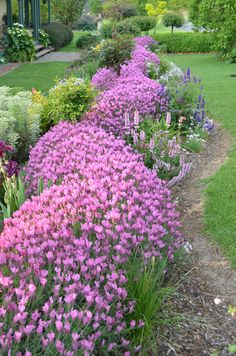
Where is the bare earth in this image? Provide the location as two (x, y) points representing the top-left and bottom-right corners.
(158, 125), (236, 355)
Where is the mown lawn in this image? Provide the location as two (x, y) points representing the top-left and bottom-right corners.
(0, 62), (71, 92)
(168, 54), (236, 267)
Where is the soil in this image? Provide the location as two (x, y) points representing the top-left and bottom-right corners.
(157, 125), (236, 355)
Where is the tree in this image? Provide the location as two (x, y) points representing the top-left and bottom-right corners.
(145, 1), (167, 17)
(51, 0), (85, 26)
(166, 0), (189, 12)
(162, 12), (184, 33)
(102, 0), (135, 20)
(90, 0), (103, 15)
(189, 0), (236, 58)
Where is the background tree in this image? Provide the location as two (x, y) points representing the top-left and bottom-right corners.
(162, 12), (184, 33)
(51, 0), (85, 27)
(145, 1), (167, 17)
(188, 0), (236, 58)
(102, 0), (136, 20)
(166, 0), (188, 12)
(90, 0), (103, 15)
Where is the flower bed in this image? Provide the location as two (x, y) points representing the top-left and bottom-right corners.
(0, 121), (181, 354)
(0, 35), (211, 354)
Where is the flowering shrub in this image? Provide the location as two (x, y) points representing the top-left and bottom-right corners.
(90, 39), (166, 135)
(91, 67), (118, 91)
(124, 111), (192, 184)
(0, 121), (182, 354)
(98, 36), (135, 74)
(0, 87), (42, 162)
(134, 35), (158, 48)
(5, 23), (36, 62)
(38, 29), (50, 47)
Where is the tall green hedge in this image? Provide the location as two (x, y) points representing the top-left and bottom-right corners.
(42, 22), (73, 50)
(153, 33), (215, 53)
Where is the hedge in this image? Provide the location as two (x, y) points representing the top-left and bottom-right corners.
(42, 22), (73, 50)
(153, 32), (215, 53)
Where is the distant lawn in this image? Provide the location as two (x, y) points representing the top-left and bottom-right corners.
(168, 54), (236, 267)
(59, 31), (89, 52)
(0, 62), (71, 92)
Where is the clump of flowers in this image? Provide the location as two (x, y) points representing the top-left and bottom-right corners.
(134, 36), (158, 48)
(124, 111), (192, 185)
(91, 67), (118, 91)
(89, 37), (167, 135)
(0, 121), (182, 354)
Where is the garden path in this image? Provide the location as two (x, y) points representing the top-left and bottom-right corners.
(158, 125), (236, 355)
(0, 63), (19, 76)
(36, 52), (80, 63)
(175, 124), (236, 302)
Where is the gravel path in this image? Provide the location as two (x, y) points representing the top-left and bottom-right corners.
(36, 52), (80, 63)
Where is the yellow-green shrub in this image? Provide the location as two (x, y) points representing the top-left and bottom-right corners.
(39, 77), (96, 132)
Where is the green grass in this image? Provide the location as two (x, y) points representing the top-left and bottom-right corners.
(0, 62), (71, 92)
(59, 31), (98, 52)
(168, 54), (236, 267)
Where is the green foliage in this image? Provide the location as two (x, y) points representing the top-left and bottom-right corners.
(75, 32), (98, 49)
(0, 87), (42, 162)
(189, 0), (236, 58)
(72, 60), (99, 80)
(89, 0), (103, 14)
(42, 22), (73, 50)
(51, 0), (85, 26)
(103, 0), (134, 20)
(153, 33), (214, 53)
(116, 19), (141, 36)
(166, 0), (189, 11)
(145, 1), (167, 17)
(5, 23), (36, 63)
(40, 77), (95, 132)
(121, 4), (139, 18)
(162, 12), (184, 33)
(101, 22), (117, 38)
(131, 15), (157, 33)
(38, 29), (50, 47)
(229, 47), (236, 63)
(125, 255), (174, 346)
(0, 175), (26, 219)
(76, 15), (97, 31)
(98, 35), (135, 73)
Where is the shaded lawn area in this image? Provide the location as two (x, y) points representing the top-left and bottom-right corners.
(168, 54), (236, 267)
(0, 62), (71, 92)
(59, 31), (88, 52)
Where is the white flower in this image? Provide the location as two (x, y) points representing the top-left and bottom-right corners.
(214, 297), (222, 305)
(183, 241), (193, 253)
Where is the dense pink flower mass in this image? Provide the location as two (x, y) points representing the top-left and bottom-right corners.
(0, 121), (182, 354)
(90, 37), (167, 135)
(134, 36), (158, 48)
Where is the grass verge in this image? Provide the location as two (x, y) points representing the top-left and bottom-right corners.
(167, 54), (236, 267)
(0, 62), (71, 92)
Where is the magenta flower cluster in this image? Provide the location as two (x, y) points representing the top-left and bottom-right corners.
(90, 37), (167, 135)
(134, 36), (158, 48)
(0, 121), (182, 354)
(0, 35), (184, 354)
